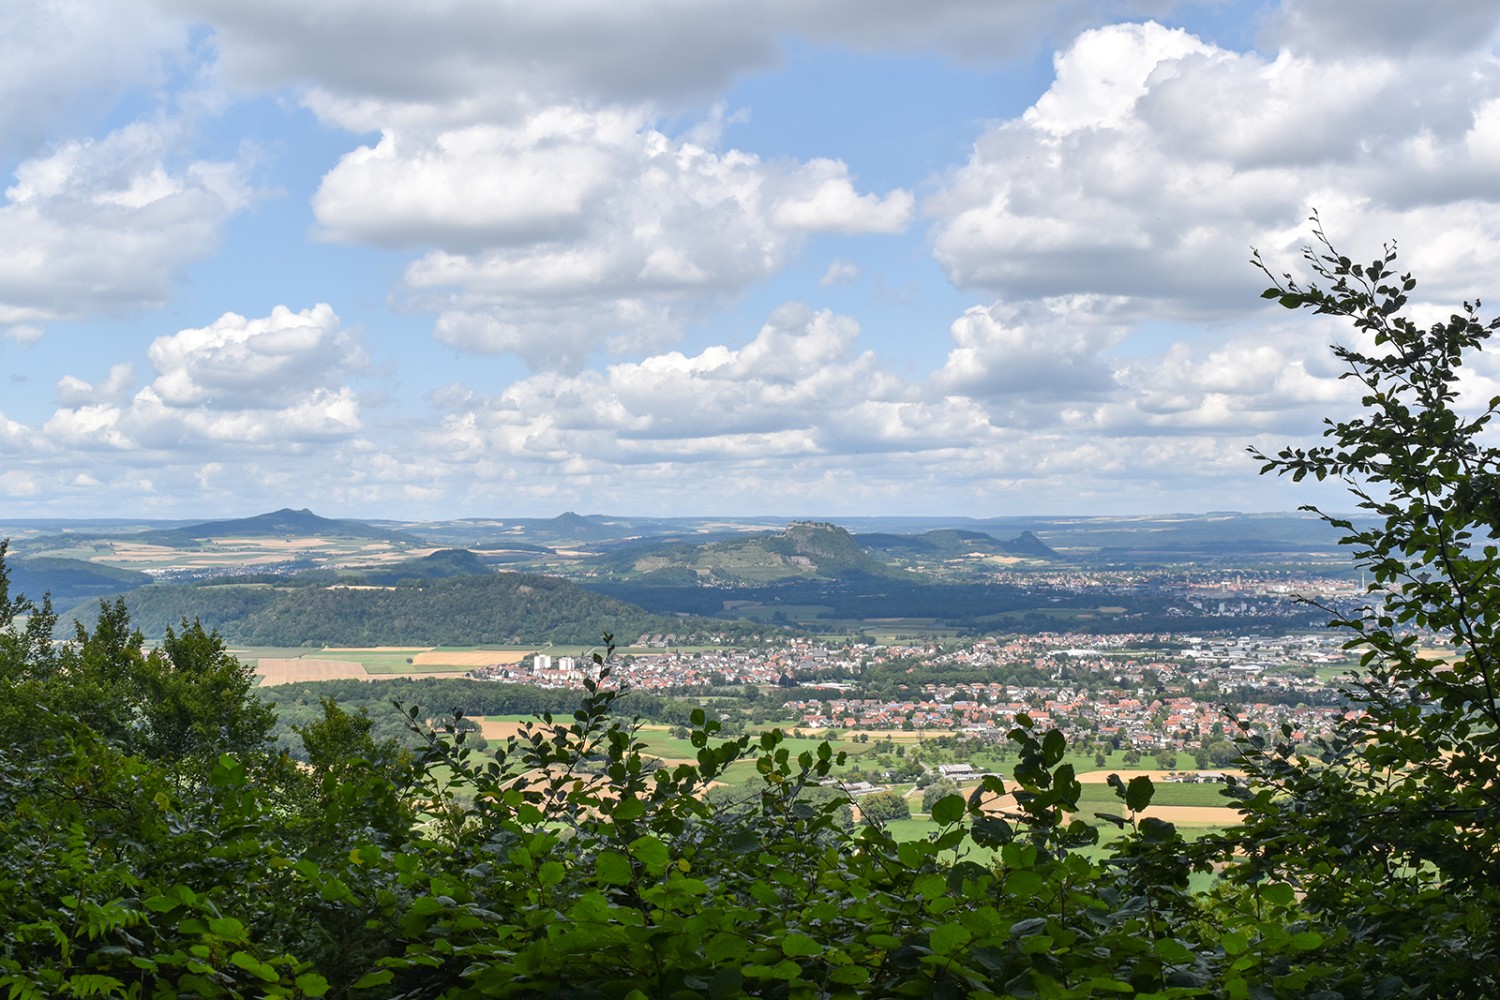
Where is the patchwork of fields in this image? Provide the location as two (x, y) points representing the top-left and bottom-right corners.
(469, 715), (1244, 835)
(246, 645), (529, 685)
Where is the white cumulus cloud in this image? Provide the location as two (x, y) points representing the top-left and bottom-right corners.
(927, 19), (1500, 321)
(146, 303), (360, 408)
(170, 0), (1169, 121)
(56, 362), (136, 405)
(934, 297), (1124, 402)
(0, 119), (255, 323)
(42, 304), (363, 455)
(4, 324), (43, 346)
(0, 0), (186, 154)
(314, 108), (911, 369)
(424, 304), (937, 470)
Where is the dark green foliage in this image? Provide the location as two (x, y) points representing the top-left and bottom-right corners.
(5, 556), (152, 604)
(3, 571), (1242, 998)
(124, 617), (280, 791)
(261, 677), (703, 758)
(587, 574), (1310, 633)
(295, 697), (406, 778)
(922, 775), (963, 813)
(1212, 219), (1500, 996)
(856, 788), (911, 823)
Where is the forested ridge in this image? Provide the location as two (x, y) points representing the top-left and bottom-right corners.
(596, 521), (895, 582)
(6, 556), (153, 604)
(3, 234), (1499, 997)
(62, 571), (771, 646)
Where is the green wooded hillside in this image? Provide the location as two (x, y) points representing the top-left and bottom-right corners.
(352, 548), (490, 584)
(606, 520), (895, 582)
(62, 572), (770, 646)
(7, 557), (152, 604)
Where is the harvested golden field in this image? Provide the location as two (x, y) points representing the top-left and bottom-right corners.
(109, 544), (290, 566)
(107, 544), (182, 561)
(476, 719), (532, 740)
(337, 547), (440, 563)
(412, 650), (528, 666)
(852, 728), (961, 743)
(255, 658), (368, 686)
(246, 537), (327, 549)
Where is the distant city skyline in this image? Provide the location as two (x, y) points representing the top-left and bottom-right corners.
(3, 1), (1499, 520)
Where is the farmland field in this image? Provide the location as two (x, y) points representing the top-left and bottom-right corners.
(242, 645), (511, 680)
(412, 649), (528, 666)
(475, 715), (537, 740)
(1072, 778), (1238, 809)
(304, 646), (530, 674)
(255, 658), (369, 686)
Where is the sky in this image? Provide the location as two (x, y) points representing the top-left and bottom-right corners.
(4, 0), (1500, 521)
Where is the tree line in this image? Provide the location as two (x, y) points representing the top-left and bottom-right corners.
(262, 677), (706, 759)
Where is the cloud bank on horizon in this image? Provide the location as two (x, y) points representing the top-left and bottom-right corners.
(3, 0), (1500, 519)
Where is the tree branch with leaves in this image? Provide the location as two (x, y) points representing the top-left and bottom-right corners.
(1223, 217), (1500, 996)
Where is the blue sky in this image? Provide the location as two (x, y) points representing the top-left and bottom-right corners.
(4, 0), (1500, 520)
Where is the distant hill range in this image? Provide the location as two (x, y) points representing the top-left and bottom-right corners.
(407, 511), (643, 548)
(7, 509), (1356, 560)
(605, 521), (899, 584)
(9, 510), (1355, 609)
(601, 522), (1061, 585)
(11, 507), (424, 556)
(173, 507), (421, 544)
(855, 528), (1059, 560)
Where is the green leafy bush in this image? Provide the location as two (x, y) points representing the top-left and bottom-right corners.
(1210, 219), (1500, 997)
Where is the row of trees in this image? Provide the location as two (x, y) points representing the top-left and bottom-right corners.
(2, 227), (1497, 995)
(261, 678), (705, 759)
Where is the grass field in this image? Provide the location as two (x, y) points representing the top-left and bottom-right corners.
(793, 619), (967, 642)
(1073, 779), (1236, 809)
(304, 649), (438, 672)
(360, 662), (477, 675)
(229, 645), (328, 661)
